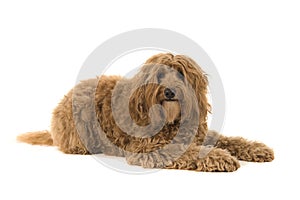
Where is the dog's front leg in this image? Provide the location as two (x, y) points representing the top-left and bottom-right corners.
(166, 144), (240, 172)
(126, 152), (170, 169)
(125, 143), (188, 169)
(126, 143), (241, 172)
(205, 130), (274, 162)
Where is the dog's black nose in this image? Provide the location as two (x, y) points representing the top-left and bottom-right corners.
(164, 88), (175, 99)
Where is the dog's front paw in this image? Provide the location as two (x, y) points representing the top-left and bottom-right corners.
(126, 153), (172, 169)
(239, 142), (274, 162)
(196, 148), (240, 172)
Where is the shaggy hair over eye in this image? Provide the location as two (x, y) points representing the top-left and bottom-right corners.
(17, 53), (274, 172)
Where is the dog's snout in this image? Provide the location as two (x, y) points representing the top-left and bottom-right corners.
(164, 88), (176, 99)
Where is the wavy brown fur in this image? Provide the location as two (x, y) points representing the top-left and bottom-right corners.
(17, 130), (53, 146)
(17, 53), (274, 172)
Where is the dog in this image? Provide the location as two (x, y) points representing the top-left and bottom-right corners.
(17, 53), (274, 172)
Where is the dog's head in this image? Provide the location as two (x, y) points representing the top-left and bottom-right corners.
(128, 53), (210, 131)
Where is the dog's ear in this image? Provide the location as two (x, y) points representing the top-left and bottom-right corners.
(128, 64), (161, 126)
(195, 71), (210, 123)
(184, 56), (211, 132)
(128, 85), (150, 126)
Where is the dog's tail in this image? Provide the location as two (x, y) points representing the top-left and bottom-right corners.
(17, 130), (53, 146)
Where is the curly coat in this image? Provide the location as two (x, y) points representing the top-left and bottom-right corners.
(17, 53), (274, 172)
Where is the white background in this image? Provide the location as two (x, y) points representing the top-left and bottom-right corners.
(1, 0), (299, 199)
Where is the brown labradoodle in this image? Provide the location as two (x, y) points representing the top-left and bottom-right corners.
(17, 53), (274, 172)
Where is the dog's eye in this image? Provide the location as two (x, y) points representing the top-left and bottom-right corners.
(177, 71), (185, 81)
(157, 71), (165, 82)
